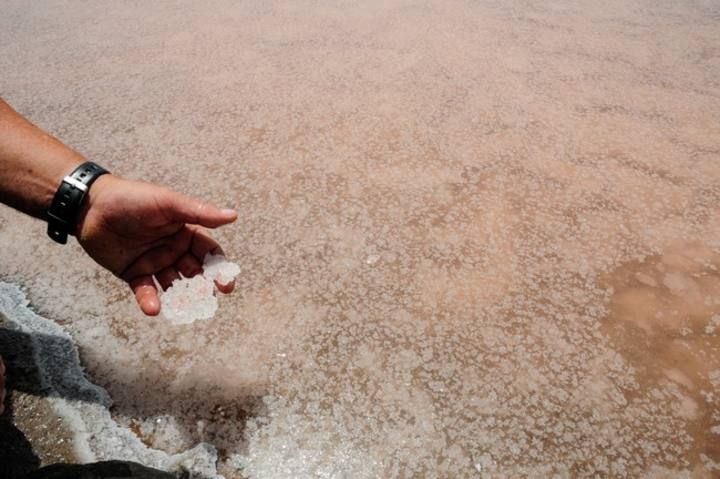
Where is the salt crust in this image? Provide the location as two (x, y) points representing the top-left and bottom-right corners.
(1, 2), (719, 476)
(0, 281), (223, 478)
(162, 254), (240, 325)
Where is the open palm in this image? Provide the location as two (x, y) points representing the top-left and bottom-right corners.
(75, 175), (237, 315)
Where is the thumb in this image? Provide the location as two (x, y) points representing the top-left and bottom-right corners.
(165, 190), (237, 228)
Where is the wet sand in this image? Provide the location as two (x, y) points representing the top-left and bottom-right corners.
(1, 0), (719, 477)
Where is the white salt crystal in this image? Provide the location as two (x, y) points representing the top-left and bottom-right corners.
(202, 253), (241, 285)
(162, 275), (217, 325)
(365, 254), (380, 265)
(705, 314), (720, 335)
(161, 254), (241, 324)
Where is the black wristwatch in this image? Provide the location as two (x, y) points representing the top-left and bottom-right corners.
(47, 161), (109, 244)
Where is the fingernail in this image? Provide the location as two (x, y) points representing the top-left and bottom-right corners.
(221, 208), (237, 217)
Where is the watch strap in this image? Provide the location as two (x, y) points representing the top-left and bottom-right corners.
(47, 161), (109, 244)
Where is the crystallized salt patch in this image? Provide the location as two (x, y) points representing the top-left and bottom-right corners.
(202, 253), (241, 285)
(162, 275), (218, 325)
(161, 254), (240, 324)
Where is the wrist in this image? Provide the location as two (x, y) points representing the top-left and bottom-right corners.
(74, 173), (118, 237)
(37, 154), (85, 214)
(46, 161), (110, 244)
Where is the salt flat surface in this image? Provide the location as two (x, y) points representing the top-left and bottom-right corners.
(0, 0), (719, 477)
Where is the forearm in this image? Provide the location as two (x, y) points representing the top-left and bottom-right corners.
(0, 98), (84, 220)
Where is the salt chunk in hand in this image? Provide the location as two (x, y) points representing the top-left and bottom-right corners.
(203, 253), (241, 285)
(162, 275), (218, 325)
(161, 254), (241, 324)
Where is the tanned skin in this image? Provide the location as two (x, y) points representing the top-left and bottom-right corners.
(0, 98), (239, 414)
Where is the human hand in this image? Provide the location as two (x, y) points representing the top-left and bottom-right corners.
(75, 175), (238, 316)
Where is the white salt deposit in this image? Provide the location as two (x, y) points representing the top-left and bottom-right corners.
(706, 315), (720, 335)
(1, 1), (719, 477)
(161, 255), (240, 325)
(0, 282), (222, 478)
(162, 275), (218, 325)
(203, 253), (242, 285)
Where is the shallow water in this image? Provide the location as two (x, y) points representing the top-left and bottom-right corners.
(1, 0), (719, 477)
